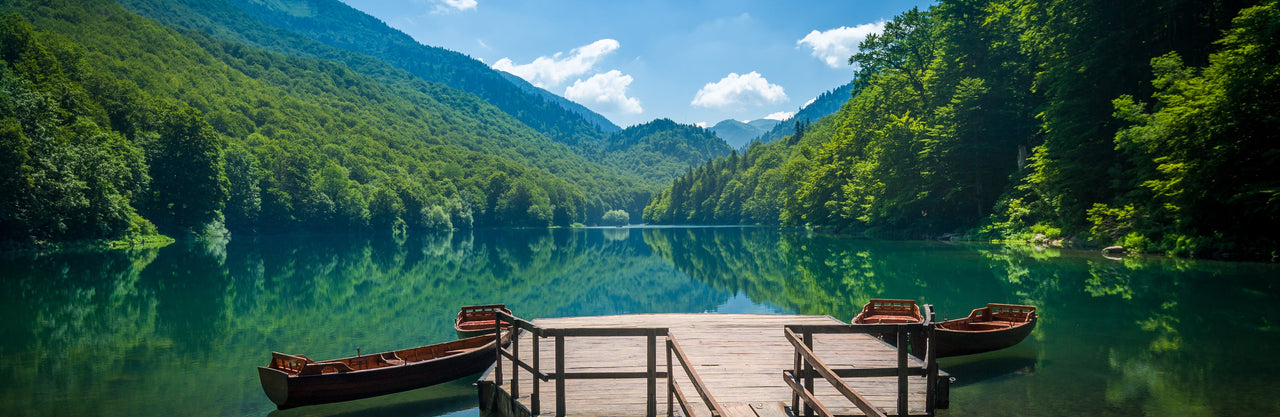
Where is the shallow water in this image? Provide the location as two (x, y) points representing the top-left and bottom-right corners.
(1, 227), (1277, 416)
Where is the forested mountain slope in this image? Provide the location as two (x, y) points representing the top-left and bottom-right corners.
(497, 70), (621, 134)
(647, 0), (1279, 259)
(118, 0), (715, 195)
(603, 119), (734, 187)
(0, 0), (645, 244)
(755, 82), (855, 145)
(709, 119), (777, 149)
(212, 0), (615, 148)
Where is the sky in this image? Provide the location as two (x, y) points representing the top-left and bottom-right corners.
(338, 0), (934, 128)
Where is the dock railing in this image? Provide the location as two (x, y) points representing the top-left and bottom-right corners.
(494, 311), (723, 417)
(667, 336), (727, 417)
(783, 305), (941, 417)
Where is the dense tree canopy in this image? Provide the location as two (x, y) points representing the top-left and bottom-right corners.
(647, 0), (1277, 258)
(0, 0), (728, 245)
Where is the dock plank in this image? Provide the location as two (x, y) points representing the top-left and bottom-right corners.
(482, 313), (939, 417)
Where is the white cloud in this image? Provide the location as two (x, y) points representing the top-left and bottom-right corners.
(565, 70), (643, 114)
(691, 72), (788, 109)
(492, 39), (620, 88)
(763, 111), (794, 121)
(432, 0), (477, 14)
(695, 122), (709, 129)
(802, 97), (818, 108)
(796, 21), (885, 69)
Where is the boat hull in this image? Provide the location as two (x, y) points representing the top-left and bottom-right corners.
(934, 315), (1036, 358)
(259, 337), (499, 410)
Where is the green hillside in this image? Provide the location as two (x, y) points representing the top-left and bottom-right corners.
(754, 82), (854, 145)
(646, 0), (1279, 259)
(497, 70), (621, 134)
(214, 0), (615, 147)
(604, 119), (734, 187)
(0, 0), (646, 244)
(118, 0), (716, 211)
(709, 119), (774, 149)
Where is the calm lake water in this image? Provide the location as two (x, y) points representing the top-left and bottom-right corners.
(2, 227), (1278, 416)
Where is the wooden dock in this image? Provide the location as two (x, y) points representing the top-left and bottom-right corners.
(477, 313), (948, 417)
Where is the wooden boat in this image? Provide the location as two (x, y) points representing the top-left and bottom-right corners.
(258, 332), (506, 410)
(851, 299), (924, 348)
(934, 303), (1037, 358)
(455, 304), (512, 338)
(852, 299), (924, 324)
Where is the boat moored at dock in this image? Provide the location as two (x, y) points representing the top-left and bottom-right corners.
(258, 332), (507, 410)
(934, 303), (1037, 358)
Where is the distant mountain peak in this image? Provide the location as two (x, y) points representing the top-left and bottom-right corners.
(709, 118), (780, 149)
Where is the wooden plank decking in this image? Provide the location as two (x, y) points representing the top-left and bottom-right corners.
(478, 314), (944, 417)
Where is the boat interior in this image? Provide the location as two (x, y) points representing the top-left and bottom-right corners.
(457, 304), (511, 331)
(268, 334), (495, 375)
(939, 304), (1036, 331)
(855, 299), (924, 324)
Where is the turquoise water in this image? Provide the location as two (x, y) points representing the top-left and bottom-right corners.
(1, 227), (1278, 416)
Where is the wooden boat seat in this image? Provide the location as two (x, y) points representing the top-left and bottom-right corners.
(381, 352), (405, 366)
(300, 361), (355, 375)
(965, 322), (1015, 330)
(445, 346), (481, 355)
(860, 314), (922, 324)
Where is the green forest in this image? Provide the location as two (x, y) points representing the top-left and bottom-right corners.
(0, 0), (729, 246)
(2, 0), (1277, 259)
(646, 0), (1278, 259)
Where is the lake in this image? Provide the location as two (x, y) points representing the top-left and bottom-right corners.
(2, 227), (1278, 416)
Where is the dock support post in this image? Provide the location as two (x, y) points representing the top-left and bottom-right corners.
(897, 326), (908, 417)
(925, 307), (938, 415)
(495, 321), (504, 386)
(648, 330), (657, 417)
(556, 334), (566, 417)
(667, 339), (674, 417)
(512, 327), (520, 401)
(533, 331), (541, 415)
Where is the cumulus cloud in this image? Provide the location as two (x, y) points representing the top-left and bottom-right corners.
(492, 39), (620, 88)
(763, 111), (794, 121)
(796, 21), (885, 69)
(695, 122), (709, 128)
(565, 70), (643, 114)
(802, 97), (818, 108)
(432, 0), (477, 14)
(691, 72), (788, 109)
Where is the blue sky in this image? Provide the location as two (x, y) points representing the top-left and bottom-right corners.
(338, 0), (934, 128)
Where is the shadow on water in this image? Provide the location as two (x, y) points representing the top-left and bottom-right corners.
(939, 343), (1038, 388)
(266, 373), (480, 417)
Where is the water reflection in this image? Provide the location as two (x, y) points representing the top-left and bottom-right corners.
(1, 228), (1278, 416)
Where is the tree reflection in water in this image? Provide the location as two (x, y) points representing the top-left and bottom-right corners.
(1, 228), (1278, 416)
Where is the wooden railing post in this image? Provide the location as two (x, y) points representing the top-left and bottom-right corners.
(925, 306), (937, 416)
(792, 338), (802, 415)
(532, 329), (541, 415)
(668, 336), (726, 417)
(667, 339), (674, 417)
(495, 315), (504, 386)
(897, 326), (908, 417)
(512, 324), (520, 401)
(803, 331), (815, 417)
(556, 334), (566, 417)
(648, 329), (658, 417)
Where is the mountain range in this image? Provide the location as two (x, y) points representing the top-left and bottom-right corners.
(708, 119), (781, 149)
(0, 0), (746, 242)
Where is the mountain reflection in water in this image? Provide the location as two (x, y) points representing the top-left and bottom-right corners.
(1, 227), (1278, 416)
